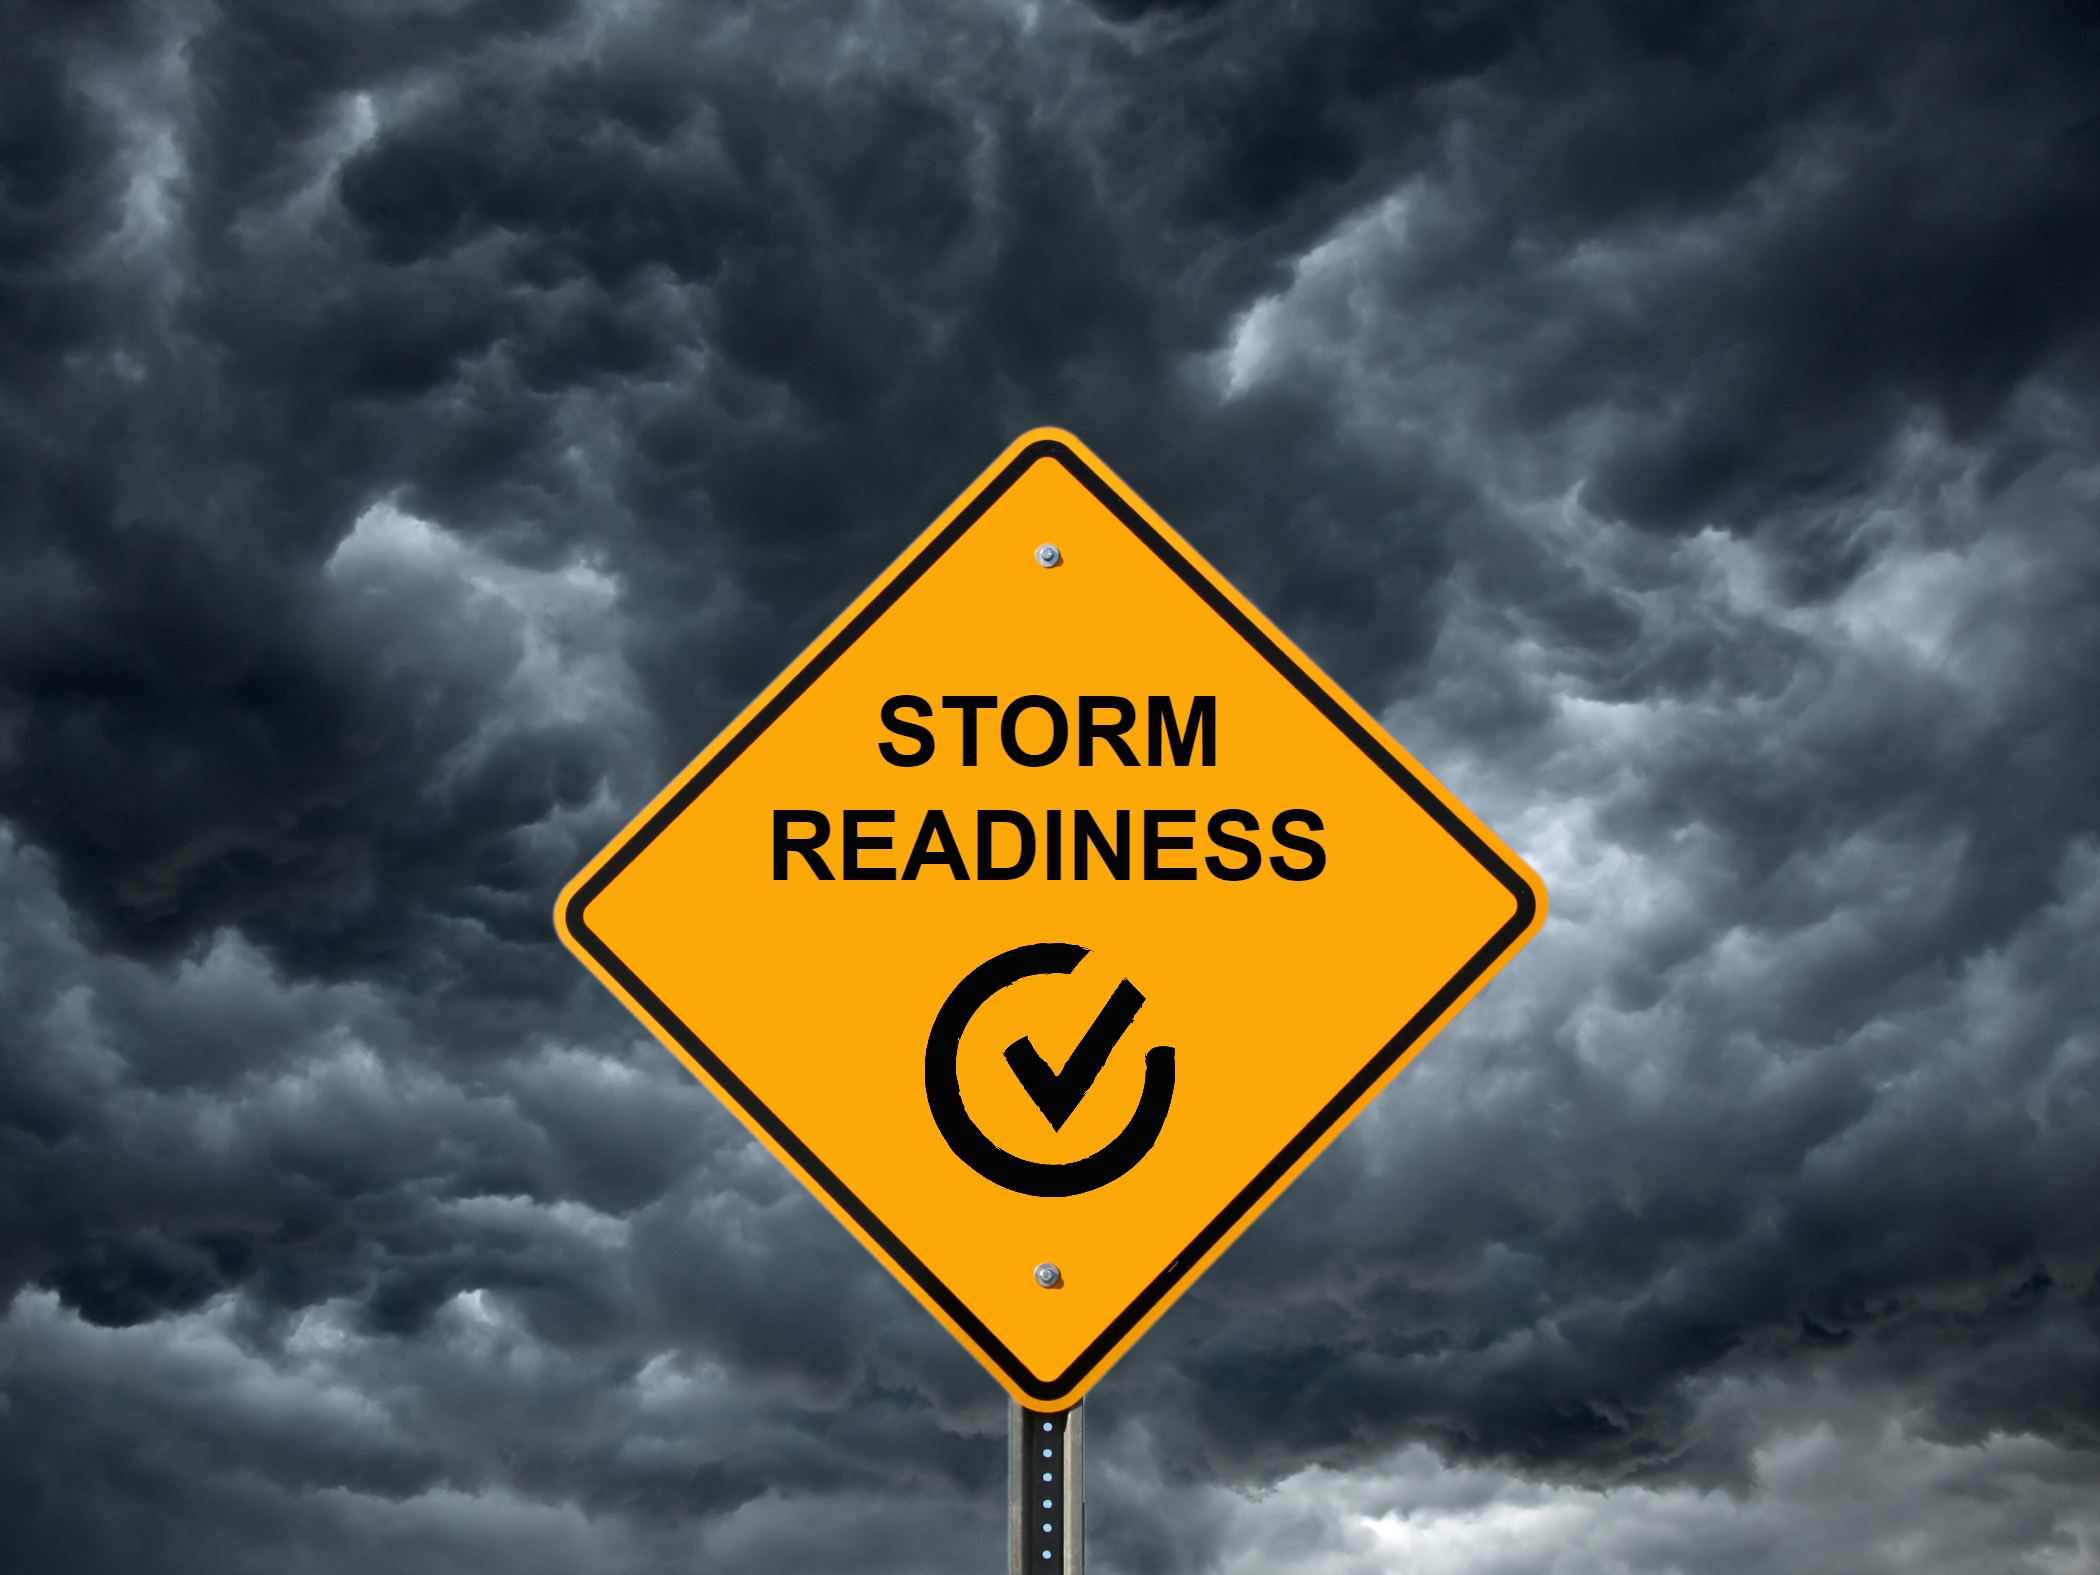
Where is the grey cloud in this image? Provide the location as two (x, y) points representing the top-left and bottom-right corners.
(1090, 1373), (2100, 1575)
(3, 0), (2099, 1569)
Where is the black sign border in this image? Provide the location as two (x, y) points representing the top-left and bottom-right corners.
(563, 438), (1540, 1403)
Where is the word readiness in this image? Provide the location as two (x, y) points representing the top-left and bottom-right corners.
(557, 430), (1545, 1408)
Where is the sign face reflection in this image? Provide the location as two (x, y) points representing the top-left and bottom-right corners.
(556, 429), (1546, 1405)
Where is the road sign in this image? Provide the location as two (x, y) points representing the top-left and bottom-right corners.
(556, 430), (1545, 1405)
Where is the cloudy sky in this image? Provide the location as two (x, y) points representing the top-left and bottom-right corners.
(4, 0), (2099, 1570)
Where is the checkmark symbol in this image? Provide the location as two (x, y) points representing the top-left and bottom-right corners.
(1004, 978), (1149, 1131)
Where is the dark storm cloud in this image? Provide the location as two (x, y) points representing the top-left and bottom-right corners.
(3, 0), (2099, 1568)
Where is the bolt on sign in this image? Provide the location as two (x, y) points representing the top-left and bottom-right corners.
(556, 430), (1546, 1406)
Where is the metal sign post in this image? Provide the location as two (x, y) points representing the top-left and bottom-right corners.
(1010, 1401), (1083, 1573)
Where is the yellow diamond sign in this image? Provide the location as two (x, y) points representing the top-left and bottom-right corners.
(557, 431), (1545, 1405)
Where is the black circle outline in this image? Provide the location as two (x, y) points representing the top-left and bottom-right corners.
(925, 943), (1175, 1197)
